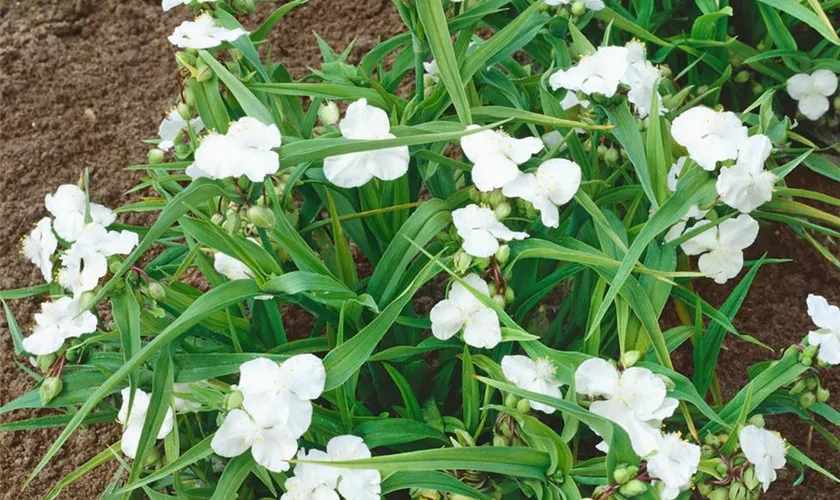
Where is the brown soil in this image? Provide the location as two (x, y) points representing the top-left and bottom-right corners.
(0, 0), (837, 498)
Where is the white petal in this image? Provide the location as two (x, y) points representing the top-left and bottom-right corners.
(500, 135), (543, 164)
(22, 325), (64, 355)
(471, 155), (520, 192)
(227, 117), (282, 150)
(501, 172), (539, 202)
(430, 300), (466, 340)
(238, 357), (284, 398)
(698, 247), (744, 284)
(448, 273), (490, 311)
(786, 74), (814, 100)
(461, 229), (499, 258)
(501, 355), (537, 388)
(812, 331), (840, 365)
(214, 252), (254, 281)
(798, 94), (830, 121)
(540, 158), (582, 206)
(251, 426), (297, 472)
(121, 425), (143, 459)
(22, 217), (58, 282)
(323, 152), (375, 188)
(486, 219), (529, 242)
(211, 409), (257, 457)
(340, 99), (391, 140)
(327, 435), (371, 461)
(811, 70), (838, 97)
(718, 214), (759, 250)
(279, 354), (326, 401)
(366, 145), (410, 181)
(460, 126), (502, 163)
(679, 219), (717, 256)
(806, 294), (840, 332)
(337, 469), (381, 500)
(574, 358), (618, 398)
(462, 307), (502, 349)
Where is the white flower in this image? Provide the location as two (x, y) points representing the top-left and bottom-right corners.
(423, 60), (439, 83)
(501, 355), (563, 414)
(460, 126), (543, 192)
(214, 252), (253, 281)
(452, 204), (528, 258)
(22, 297), (97, 355)
(22, 217), (58, 282)
(680, 215), (759, 284)
(212, 355), (326, 472)
(162, 0), (218, 11)
(805, 294), (840, 365)
(671, 106), (749, 171)
(117, 388), (175, 459)
(323, 99), (409, 188)
(716, 135), (776, 213)
(282, 436), (381, 500)
(430, 274), (502, 349)
(158, 108), (204, 151)
(502, 159), (581, 228)
(739, 425), (786, 492)
(622, 41), (662, 118)
(647, 432), (701, 500)
(575, 358), (678, 457)
(45, 184), (116, 242)
(559, 91), (590, 111)
(58, 223), (139, 296)
(545, 0), (604, 9)
(187, 117), (282, 182)
(168, 13), (248, 49)
(549, 46), (630, 98)
(786, 70), (838, 121)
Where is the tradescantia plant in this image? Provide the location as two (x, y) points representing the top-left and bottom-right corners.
(5, 0), (840, 498)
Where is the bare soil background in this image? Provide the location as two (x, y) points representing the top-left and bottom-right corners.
(0, 0), (837, 498)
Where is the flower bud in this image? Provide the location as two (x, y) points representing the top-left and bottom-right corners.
(469, 186), (482, 203)
(247, 205), (276, 229)
(697, 481), (713, 496)
(318, 101), (340, 126)
(223, 213), (241, 235)
(78, 290), (97, 311)
(504, 393), (519, 408)
(715, 460), (729, 476)
(413, 488), (441, 500)
(504, 287), (515, 304)
(493, 202), (512, 220)
(148, 282), (167, 302)
(729, 481), (747, 500)
(659, 65), (672, 78)
(817, 386), (830, 403)
(231, 0), (256, 13)
(495, 244), (510, 266)
(571, 1), (586, 17)
(613, 466), (632, 485)
(751, 83), (763, 95)
(700, 444), (715, 459)
(196, 64), (213, 83)
(620, 350), (641, 368)
(211, 212), (225, 226)
(735, 70), (751, 84)
(177, 102), (193, 121)
(803, 345), (818, 358)
(492, 434), (508, 447)
(618, 479), (647, 497)
(40, 376), (63, 405)
(488, 190), (505, 207)
(224, 390), (244, 411)
(147, 148), (165, 164)
(708, 487), (728, 500)
(747, 414), (765, 428)
(704, 433), (720, 447)
(183, 86), (196, 107)
(492, 294), (506, 309)
(475, 257), (490, 273)
(655, 373), (675, 391)
(604, 147), (619, 164)
(174, 51), (196, 69)
(801, 355), (813, 367)
(806, 376), (819, 390)
(516, 398), (531, 414)
(800, 391), (817, 408)
(790, 379), (807, 394)
(454, 252), (472, 274)
(597, 144), (608, 158)
(144, 445), (161, 467)
(36, 353), (56, 372)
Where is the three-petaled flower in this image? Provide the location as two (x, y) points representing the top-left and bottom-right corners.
(646, 432), (701, 500)
(22, 296), (97, 355)
(502, 159), (581, 228)
(671, 106), (748, 171)
(501, 355), (563, 414)
(430, 274), (502, 349)
(739, 425), (786, 492)
(452, 204), (528, 258)
(716, 134), (776, 213)
(679, 214), (759, 284)
(786, 70), (838, 121)
(460, 126), (543, 192)
(281, 435), (381, 500)
(168, 13), (248, 49)
(187, 116), (282, 182)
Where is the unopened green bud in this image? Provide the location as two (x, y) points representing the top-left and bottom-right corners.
(751, 83), (763, 95)
(704, 433), (720, 447)
(747, 414), (765, 428)
(475, 257), (490, 272)
(655, 373), (675, 391)
(318, 101), (340, 126)
(174, 51), (196, 69)
(224, 390), (244, 411)
(735, 70), (751, 84)
(196, 64), (213, 83)
(516, 398), (531, 413)
(40, 376), (63, 405)
(65, 345), (78, 362)
(488, 190), (505, 207)
(618, 479), (647, 497)
(143, 445), (161, 467)
(570, 1), (586, 17)
(454, 252), (472, 274)
(36, 353), (56, 372)
(479, 190), (493, 204)
(620, 350), (641, 368)
(597, 144), (608, 158)
(701, 444), (715, 459)
(147, 148), (165, 164)
(803, 345), (818, 358)
(247, 205), (276, 229)
(148, 282), (167, 302)
(177, 102), (192, 121)
(697, 481), (713, 496)
(492, 294), (506, 309)
(495, 244), (510, 266)
(801, 356), (813, 367)
(414, 489), (441, 500)
(78, 291), (96, 311)
(504, 393), (519, 408)
(211, 212), (225, 226)
(718, 432), (729, 444)
(604, 147), (619, 164)
(494, 202), (512, 220)
(659, 65), (672, 78)
(492, 434), (508, 447)
(790, 379), (807, 394)
(817, 386), (830, 403)
(504, 287), (515, 304)
(715, 460), (729, 476)
(231, 0), (255, 13)
(469, 186), (482, 203)
(109, 258), (123, 275)
(800, 391), (817, 408)
(697, 85), (709, 96)
(806, 376), (819, 390)
(708, 487), (729, 500)
(613, 466), (632, 485)
(183, 86), (196, 107)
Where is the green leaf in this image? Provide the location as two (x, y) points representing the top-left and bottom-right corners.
(2, 298), (25, 355)
(381, 471), (491, 500)
(756, 0), (840, 45)
(118, 436), (214, 494)
(198, 51), (273, 124)
(353, 419), (449, 448)
(606, 102), (657, 208)
(211, 453), (254, 500)
(416, 0), (472, 124)
(128, 349), (174, 483)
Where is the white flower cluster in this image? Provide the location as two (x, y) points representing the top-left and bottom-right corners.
(549, 41), (663, 118)
(282, 435), (381, 500)
(187, 116), (282, 182)
(667, 106), (778, 284)
(211, 355), (325, 472)
(21, 185), (138, 355)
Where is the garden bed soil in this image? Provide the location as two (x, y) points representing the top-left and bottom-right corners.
(1, 1), (837, 498)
